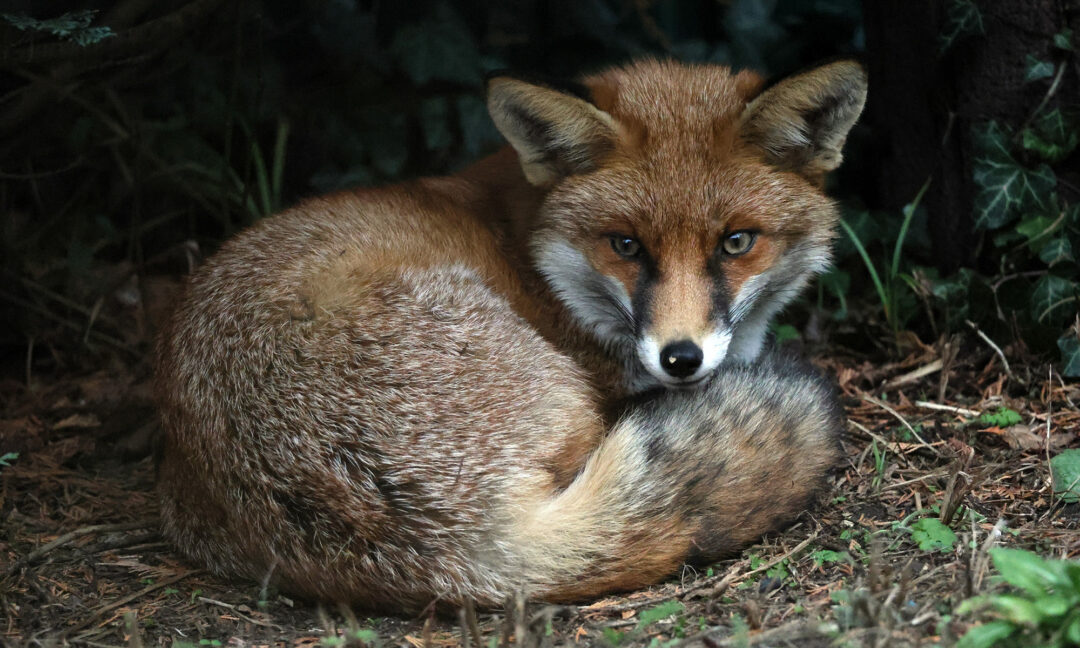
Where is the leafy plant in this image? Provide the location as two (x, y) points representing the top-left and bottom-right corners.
(602, 601), (686, 645)
(976, 408), (1024, 428)
(939, 0), (984, 52)
(0, 452), (17, 469)
(816, 23), (1080, 373)
(838, 179), (930, 335)
(971, 121), (1057, 231)
(1050, 449), (1080, 504)
(870, 438), (889, 491)
(908, 518), (957, 553)
(964, 111), (1080, 374)
(957, 548), (1080, 647)
(810, 549), (848, 568)
(637, 601), (685, 627)
(1060, 325), (1080, 376)
(2, 9), (115, 46)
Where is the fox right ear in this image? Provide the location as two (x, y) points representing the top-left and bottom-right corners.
(739, 60), (867, 183)
(487, 77), (619, 187)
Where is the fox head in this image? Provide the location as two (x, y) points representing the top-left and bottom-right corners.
(487, 60), (867, 388)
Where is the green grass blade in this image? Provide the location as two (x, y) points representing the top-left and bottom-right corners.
(891, 177), (932, 281)
(839, 217), (889, 319)
(250, 137), (271, 217)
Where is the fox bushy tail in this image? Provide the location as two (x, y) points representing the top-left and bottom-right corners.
(508, 357), (843, 602)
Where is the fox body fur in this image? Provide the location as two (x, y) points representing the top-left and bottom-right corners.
(156, 59), (867, 610)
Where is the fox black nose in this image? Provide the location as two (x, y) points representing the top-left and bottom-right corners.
(659, 340), (703, 378)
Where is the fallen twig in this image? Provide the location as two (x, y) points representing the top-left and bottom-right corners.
(914, 401), (980, 418)
(197, 596), (283, 630)
(861, 394), (941, 457)
(882, 359), (943, 390)
(966, 319), (1020, 385)
(585, 530), (821, 616)
(68, 569), (199, 636)
(5, 521), (152, 575)
(679, 618), (830, 647)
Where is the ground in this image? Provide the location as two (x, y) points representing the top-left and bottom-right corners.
(2, 333), (1078, 647)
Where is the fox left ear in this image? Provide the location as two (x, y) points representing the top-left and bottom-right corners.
(739, 60), (867, 182)
(487, 76), (619, 187)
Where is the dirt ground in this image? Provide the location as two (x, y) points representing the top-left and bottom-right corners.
(2, 336), (1078, 647)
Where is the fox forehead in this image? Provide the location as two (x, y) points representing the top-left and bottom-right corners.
(585, 60), (765, 147)
(545, 157), (835, 245)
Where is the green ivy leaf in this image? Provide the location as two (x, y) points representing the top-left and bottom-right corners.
(1024, 54), (1055, 83)
(1068, 202), (1080, 226)
(2, 9), (115, 46)
(1053, 27), (1075, 51)
(931, 271), (969, 303)
(992, 228), (1025, 247)
(1051, 448), (1080, 503)
(1059, 332), (1080, 377)
(1021, 109), (1079, 163)
(909, 518), (956, 552)
(972, 122), (1057, 230)
(1040, 237), (1074, 266)
(939, 0), (983, 52)
(1015, 214), (1057, 253)
(1031, 274), (1077, 323)
(390, 3), (483, 87)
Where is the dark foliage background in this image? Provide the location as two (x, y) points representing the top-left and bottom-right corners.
(0, 0), (1077, 379)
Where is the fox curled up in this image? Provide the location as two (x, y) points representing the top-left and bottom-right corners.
(155, 59), (867, 611)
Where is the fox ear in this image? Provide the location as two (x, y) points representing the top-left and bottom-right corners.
(740, 60), (867, 182)
(487, 76), (619, 186)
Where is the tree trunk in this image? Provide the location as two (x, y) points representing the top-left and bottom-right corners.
(862, 0), (1080, 272)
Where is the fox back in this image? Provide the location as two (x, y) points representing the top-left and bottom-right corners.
(156, 59), (865, 611)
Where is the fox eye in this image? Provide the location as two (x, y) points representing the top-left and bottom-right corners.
(721, 231), (757, 256)
(610, 235), (642, 259)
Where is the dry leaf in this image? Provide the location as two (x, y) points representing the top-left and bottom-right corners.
(54, 413), (101, 429)
(1001, 425), (1044, 451)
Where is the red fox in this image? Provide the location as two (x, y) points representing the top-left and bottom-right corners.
(155, 59), (866, 610)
